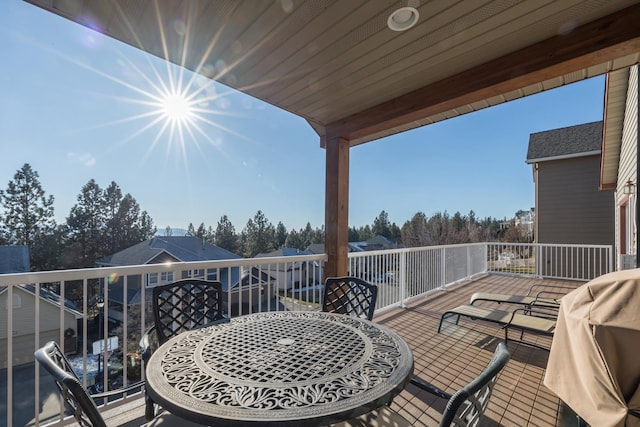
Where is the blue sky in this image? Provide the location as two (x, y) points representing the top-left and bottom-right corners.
(1, 1), (605, 233)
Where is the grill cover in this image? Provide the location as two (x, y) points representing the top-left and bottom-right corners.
(544, 269), (640, 427)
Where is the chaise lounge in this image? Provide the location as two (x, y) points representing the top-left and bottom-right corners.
(469, 283), (576, 309)
(438, 304), (556, 350)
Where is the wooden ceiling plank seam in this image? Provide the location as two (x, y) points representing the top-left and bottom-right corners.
(298, 0), (621, 123)
(324, 3), (640, 143)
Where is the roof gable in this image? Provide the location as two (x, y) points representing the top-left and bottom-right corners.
(526, 121), (604, 163)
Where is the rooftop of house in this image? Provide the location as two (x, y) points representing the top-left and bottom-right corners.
(526, 121), (604, 163)
(97, 236), (241, 266)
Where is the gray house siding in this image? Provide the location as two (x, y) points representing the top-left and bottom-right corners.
(615, 65), (639, 267)
(537, 156), (614, 245)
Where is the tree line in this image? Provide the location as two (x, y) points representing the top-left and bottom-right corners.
(0, 163), (529, 272)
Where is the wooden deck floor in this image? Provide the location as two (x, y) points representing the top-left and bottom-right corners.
(374, 273), (578, 427)
(102, 274), (579, 427)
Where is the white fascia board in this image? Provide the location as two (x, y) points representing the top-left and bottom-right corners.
(525, 150), (602, 164)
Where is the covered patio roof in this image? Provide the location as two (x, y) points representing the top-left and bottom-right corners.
(24, 0), (640, 276)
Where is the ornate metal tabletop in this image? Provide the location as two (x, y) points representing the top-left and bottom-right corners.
(146, 311), (414, 426)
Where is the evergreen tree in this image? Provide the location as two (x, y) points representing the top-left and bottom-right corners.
(401, 212), (429, 247)
(243, 210), (275, 257)
(348, 226), (360, 242)
(196, 222), (207, 239)
(372, 210), (391, 237)
(214, 215), (238, 253)
(0, 163), (56, 270)
(65, 180), (106, 268)
(274, 222), (288, 249)
(284, 229), (304, 250)
(187, 223), (196, 236)
(64, 180), (155, 268)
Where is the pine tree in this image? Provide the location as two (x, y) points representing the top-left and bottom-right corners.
(214, 215), (238, 253)
(243, 210), (275, 257)
(0, 164), (56, 270)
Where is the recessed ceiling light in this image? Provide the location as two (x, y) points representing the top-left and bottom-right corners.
(387, 6), (419, 32)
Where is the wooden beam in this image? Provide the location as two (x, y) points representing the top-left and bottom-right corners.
(324, 137), (350, 279)
(326, 3), (640, 142)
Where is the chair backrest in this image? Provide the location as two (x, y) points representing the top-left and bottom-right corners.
(440, 342), (510, 427)
(34, 341), (106, 427)
(152, 279), (225, 345)
(322, 277), (378, 321)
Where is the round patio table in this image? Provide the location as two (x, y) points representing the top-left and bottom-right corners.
(145, 311), (414, 426)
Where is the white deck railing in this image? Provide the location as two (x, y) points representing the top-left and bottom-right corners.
(0, 242), (613, 426)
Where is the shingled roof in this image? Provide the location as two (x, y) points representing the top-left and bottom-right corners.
(526, 121), (603, 163)
(97, 236), (241, 266)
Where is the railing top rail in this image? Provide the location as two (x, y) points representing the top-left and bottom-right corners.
(348, 242), (487, 258)
(487, 242), (612, 250)
(0, 254), (328, 287)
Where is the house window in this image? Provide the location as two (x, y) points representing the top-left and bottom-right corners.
(5, 294), (21, 310)
(186, 269), (205, 279)
(206, 269), (218, 281)
(147, 272), (174, 287)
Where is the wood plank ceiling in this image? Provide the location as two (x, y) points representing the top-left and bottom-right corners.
(24, 0), (640, 147)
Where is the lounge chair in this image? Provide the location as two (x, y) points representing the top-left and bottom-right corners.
(469, 283), (576, 308)
(438, 305), (556, 350)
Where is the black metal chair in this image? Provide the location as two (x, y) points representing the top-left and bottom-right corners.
(410, 342), (510, 427)
(140, 279), (228, 421)
(34, 341), (194, 426)
(322, 277), (378, 321)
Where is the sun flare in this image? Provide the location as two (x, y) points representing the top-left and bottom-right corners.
(160, 91), (195, 124)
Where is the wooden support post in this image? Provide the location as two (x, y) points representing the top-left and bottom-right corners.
(324, 137), (350, 279)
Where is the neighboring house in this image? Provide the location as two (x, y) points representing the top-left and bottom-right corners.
(515, 208), (535, 237)
(307, 242), (364, 254)
(526, 121), (615, 276)
(0, 246), (81, 368)
(600, 65), (640, 270)
(97, 236), (270, 317)
(363, 235), (397, 251)
(255, 248), (322, 290)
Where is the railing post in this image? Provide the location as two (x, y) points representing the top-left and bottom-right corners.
(483, 243), (488, 273)
(466, 245), (471, 279)
(441, 247), (446, 289)
(399, 250), (407, 308)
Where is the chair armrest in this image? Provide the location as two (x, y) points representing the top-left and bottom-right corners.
(90, 380), (145, 400)
(526, 284), (576, 296)
(409, 377), (452, 400)
(508, 306), (558, 322)
(139, 325), (156, 363)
